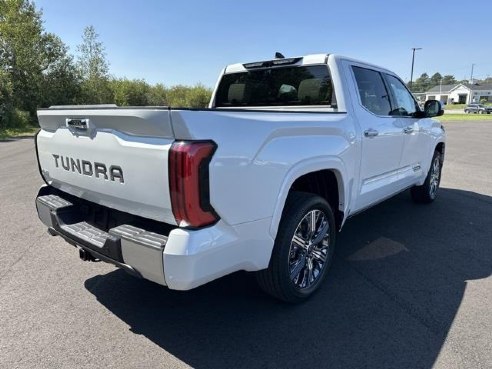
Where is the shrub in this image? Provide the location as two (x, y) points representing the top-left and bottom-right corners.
(166, 84), (212, 108)
(10, 109), (33, 128)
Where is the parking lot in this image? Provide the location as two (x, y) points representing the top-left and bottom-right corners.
(0, 121), (491, 369)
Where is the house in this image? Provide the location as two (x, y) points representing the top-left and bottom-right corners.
(412, 92), (426, 103)
(425, 83), (492, 104)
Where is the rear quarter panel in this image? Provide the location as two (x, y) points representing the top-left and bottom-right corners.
(171, 110), (359, 236)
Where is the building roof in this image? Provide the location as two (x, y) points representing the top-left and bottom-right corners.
(463, 83), (492, 91)
(426, 83), (492, 94)
(426, 84), (458, 93)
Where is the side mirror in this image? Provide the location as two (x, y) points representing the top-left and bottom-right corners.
(424, 100), (444, 117)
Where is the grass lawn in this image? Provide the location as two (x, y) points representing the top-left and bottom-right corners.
(444, 104), (466, 110)
(0, 127), (39, 140)
(436, 114), (492, 122)
(444, 103), (492, 110)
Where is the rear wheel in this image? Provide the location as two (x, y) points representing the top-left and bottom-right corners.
(256, 192), (336, 303)
(411, 151), (442, 203)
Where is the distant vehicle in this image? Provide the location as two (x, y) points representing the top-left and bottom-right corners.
(464, 104), (492, 114)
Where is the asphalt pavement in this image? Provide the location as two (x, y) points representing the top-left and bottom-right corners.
(0, 121), (491, 369)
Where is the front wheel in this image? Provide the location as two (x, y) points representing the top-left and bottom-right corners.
(256, 192), (336, 303)
(411, 151), (442, 203)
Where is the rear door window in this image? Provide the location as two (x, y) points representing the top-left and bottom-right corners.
(215, 65), (336, 107)
(352, 66), (392, 116)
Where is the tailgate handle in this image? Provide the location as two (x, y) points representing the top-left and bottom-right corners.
(66, 118), (89, 131)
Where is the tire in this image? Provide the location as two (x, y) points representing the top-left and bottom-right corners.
(464, 110), (469, 114)
(256, 192), (336, 303)
(411, 151), (442, 204)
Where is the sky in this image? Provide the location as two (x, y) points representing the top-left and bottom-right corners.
(35, 0), (492, 87)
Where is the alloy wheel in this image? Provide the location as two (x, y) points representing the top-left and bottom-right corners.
(429, 157), (441, 198)
(288, 209), (331, 289)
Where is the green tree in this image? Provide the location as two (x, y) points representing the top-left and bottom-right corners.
(39, 36), (81, 107)
(185, 84), (212, 108)
(430, 72), (443, 87)
(410, 73), (430, 92)
(441, 75), (457, 85)
(166, 84), (212, 108)
(0, 70), (14, 128)
(76, 25), (111, 103)
(147, 83), (167, 106)
(109, 78), (150, 106)
(0, 0), (78, 123)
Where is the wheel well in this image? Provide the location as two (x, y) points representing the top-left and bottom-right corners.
(436, 142), (445, 162)
(290, 169), (344, 229)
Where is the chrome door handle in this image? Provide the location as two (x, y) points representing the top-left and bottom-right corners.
(364, 129), (379, 138)
(403, 126), (414, 134)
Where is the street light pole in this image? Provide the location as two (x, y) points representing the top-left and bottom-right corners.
(410, 47), (422, 90)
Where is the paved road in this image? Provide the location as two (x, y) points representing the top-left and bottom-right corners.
(1, 121), (491, 369)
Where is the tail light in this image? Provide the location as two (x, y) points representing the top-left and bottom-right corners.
(169, 141), (218, 228)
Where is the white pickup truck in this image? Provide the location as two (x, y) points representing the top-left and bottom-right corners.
(35, 53), (445, 302)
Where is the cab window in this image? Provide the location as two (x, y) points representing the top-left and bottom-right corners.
(352, 66), (392, 116)
(215, 65), (336, 107)
(384, 74), (419, 117)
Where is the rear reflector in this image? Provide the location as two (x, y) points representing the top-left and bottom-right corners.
(169, 141), (218, 228)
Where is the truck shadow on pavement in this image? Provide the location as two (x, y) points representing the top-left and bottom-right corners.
(85, 188), (491, 369)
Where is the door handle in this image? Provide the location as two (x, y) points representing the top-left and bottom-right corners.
(403, 126), (414, 134)
(364, 129), (379, 138)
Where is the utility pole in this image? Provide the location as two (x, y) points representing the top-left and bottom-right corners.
(470, 63), (475, 84)
(410, 47), (422, 90)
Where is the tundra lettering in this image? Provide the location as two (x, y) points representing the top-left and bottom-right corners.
(36, 53), (445, 303)
(52, 154), (124, 183)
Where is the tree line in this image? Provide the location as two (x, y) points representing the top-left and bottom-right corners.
(409, 72), (492, 93)
(0, 0), (212, 130)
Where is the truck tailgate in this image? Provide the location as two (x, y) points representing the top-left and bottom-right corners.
(36, 108), (177, 225)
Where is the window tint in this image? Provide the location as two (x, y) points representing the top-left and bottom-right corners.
(384, 74), (418, 116)
(215, 65), (336, 107)
(352, 66), (391, 115)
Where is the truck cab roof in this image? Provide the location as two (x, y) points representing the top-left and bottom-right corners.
(224, 53), (329, 74)
(223, 53), (396, 77)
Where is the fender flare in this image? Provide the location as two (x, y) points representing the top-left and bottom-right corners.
(269, 156), (349, 239)
(422, 137), (446, 179)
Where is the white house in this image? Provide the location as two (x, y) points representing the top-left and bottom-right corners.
(425, 83), (492, 104)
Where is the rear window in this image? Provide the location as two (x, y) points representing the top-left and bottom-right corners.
(214, 65), (336, 108)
